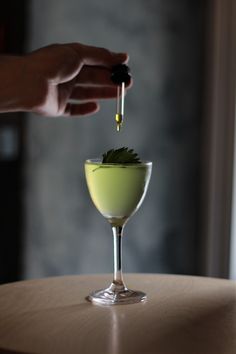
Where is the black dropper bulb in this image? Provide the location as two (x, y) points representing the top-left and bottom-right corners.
(111, 64), (131, 85)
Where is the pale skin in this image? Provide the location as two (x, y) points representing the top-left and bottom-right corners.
(0, 43), (131, 117)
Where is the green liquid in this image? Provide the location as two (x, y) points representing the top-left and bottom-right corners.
(85, 162), (152, 226)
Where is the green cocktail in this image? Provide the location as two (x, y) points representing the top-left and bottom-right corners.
(85, 161), (152, 226)
(85, 158), (152, 305)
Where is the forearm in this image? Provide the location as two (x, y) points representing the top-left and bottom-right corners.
(0, 55), (25, 112)
(0, 55), (45, 113)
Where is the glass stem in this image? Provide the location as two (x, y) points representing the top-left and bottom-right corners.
(111, 226), (126, 291)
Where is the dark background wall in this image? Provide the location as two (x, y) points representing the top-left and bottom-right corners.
(0, 1), (205, 282)
(0, 2), (27, 283)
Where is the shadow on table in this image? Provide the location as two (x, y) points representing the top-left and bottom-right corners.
(108, 287), (236, 354)
(154, 298), (235, 354)
(0, 349), (34, 354)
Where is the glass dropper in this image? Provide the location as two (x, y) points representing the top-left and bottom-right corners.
(115, 82), (125, 131)
(111, 64), (131, 132)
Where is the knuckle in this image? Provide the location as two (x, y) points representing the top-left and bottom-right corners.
(99, 47), (111, 57)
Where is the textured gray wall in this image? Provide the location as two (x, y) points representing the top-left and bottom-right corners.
(23, 0), (203, 278)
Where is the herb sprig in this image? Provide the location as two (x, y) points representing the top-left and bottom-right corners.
(102, 147), (141, 164)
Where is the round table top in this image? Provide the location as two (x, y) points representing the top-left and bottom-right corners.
(0, 274), (235, 354)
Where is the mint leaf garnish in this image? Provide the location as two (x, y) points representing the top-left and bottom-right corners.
(102, 147), (141, 164)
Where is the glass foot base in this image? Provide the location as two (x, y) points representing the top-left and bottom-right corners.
(86, 286), (147, 305)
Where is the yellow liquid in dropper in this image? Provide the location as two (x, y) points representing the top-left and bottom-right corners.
(115, 113), (123, 131)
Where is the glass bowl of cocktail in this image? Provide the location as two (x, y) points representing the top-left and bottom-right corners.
(84, 148), (152, 305)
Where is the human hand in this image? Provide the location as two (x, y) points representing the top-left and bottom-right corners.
(0, 43), (131, 116)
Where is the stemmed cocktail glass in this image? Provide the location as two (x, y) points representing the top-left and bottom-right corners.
(85, 159), (152, 305)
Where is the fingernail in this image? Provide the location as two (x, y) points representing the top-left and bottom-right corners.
(117, 53), (128, 60)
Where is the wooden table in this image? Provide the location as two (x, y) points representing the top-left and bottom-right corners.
(0, 274), (235, 354)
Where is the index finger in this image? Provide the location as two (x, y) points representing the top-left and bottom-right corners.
(67, 43), (129, 67)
